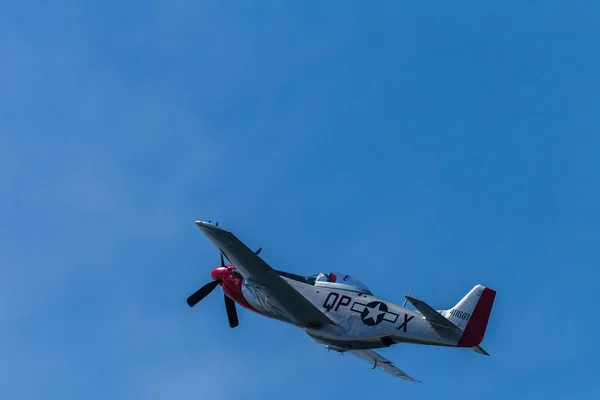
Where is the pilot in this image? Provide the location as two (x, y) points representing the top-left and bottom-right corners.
(326, 273), (337, 282)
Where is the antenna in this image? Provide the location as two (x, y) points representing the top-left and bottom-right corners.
(402, 289), (412, 308)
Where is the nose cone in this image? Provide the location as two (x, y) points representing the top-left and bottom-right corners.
(210, 266), (226, 281)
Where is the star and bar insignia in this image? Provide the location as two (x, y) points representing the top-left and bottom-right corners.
(351, 300), (399, 326)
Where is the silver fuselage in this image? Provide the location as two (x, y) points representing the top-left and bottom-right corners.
(242, 276), (456, 351)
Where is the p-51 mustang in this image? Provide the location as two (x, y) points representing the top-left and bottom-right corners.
(187, 221), (496, 382)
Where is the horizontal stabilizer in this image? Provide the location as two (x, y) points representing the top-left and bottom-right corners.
(404, 296), (462, 342)
(406, 285), (496, 351)
(471, 345), (490, 356)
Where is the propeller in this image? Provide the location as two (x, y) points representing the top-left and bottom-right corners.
(186, 279), (220, 307)
(224, 293), (239, 328)
(186, 247), (240, 328)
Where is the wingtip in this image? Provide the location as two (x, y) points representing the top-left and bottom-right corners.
(402, 375), (421, 383)
(195, 220), (226, 231)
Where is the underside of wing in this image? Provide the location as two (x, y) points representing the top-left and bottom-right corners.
(349, 349), (420, 382)
(194, 221), (335, 328)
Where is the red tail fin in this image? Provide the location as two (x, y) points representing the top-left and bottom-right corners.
(456, 287), (496, 347)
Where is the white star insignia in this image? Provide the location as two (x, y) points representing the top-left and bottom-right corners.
(364, 303), (385, 322)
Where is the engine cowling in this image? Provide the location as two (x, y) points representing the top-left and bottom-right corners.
(219, 267), (254, 311)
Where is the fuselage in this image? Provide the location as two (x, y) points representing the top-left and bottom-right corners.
(212, 265), (456, 350)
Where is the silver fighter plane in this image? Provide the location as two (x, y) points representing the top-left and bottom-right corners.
(186, 221), (497, 382)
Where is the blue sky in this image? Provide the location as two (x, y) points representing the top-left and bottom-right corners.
(1, 1), (599, 398)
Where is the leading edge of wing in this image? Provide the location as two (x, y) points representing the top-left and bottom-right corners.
(348, 349), (420, 383)
(194, 220), (336, 328)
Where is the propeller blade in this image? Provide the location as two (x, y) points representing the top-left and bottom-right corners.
(220, 251), (225, 268)
(186, 280), (220, 307)
(224, 294), (239, 328)
(221, 251), (232, 264)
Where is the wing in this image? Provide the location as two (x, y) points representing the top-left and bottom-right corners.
(194, 221), (335, 328)
(349, 349), (420, 382)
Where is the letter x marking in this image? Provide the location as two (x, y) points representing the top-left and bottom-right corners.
(396, 314), (414, 332)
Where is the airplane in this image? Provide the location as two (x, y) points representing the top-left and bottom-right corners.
(186, 220), (496, 382)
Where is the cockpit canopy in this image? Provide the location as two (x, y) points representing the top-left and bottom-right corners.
(275, 270), (373, 294)
(309, 271), (372, 294)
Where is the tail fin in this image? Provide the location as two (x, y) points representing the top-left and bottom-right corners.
(442, 285), (496, 348)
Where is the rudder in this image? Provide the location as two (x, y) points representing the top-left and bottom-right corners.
(442, 285), (496, 348)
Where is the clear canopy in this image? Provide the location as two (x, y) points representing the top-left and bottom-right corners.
(309, 271), (372, 294)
